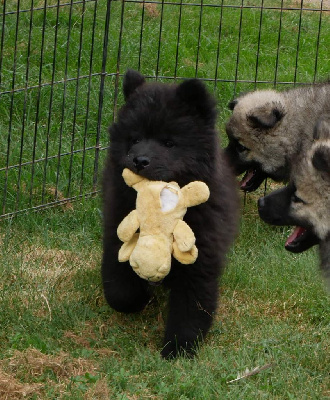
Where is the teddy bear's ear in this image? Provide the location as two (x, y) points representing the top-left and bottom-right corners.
(176, 79), (217, 124)
(182, 181), (210, 207)
(123, 69), (146, 101)
(122, 168), (145, 188)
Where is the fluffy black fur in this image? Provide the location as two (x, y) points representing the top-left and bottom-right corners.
(101, 70), (239, 359)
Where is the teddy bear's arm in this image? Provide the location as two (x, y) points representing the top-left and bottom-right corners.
(118, 233), (139, 262)
(173, 242), (198, 265)
(173, 219), (196, 252)
(122, 168), (145, 188)
(117, 210), (140, 242)
(182, 181), (210, 207)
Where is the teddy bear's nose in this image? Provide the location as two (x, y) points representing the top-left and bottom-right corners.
(133, 156), (150, 171)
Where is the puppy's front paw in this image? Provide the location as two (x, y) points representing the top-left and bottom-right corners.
(161, 337), (199, 359)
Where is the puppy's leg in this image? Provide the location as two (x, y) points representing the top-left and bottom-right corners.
(161, 272), (218, 359)
(102, 245), (151, 313)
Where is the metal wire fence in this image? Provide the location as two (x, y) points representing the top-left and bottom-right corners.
(1, 0), (329, 218)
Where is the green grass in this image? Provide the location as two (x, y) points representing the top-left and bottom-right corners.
(0, 1), (329, 398)
(1, 0), (330, 214)
(0, 195), (329, 399)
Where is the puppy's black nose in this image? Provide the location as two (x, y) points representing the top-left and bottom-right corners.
(133, 156), (150, 171)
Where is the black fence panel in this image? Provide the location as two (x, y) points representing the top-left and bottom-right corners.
(1, 0), (329, 218)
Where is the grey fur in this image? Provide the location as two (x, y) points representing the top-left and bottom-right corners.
(258, 115), (330, 288)
(291, 117), (330, 241)
(225, 83), (330, 191)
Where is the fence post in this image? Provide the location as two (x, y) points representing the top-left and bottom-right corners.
(93, 0), (112, 191)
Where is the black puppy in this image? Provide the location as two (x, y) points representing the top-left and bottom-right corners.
(101, 70), (239, 358)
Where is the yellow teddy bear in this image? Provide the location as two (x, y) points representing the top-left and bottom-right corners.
(117, 168), (210, 282)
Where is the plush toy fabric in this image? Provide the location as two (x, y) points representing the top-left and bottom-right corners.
(117, 168), (210, 282)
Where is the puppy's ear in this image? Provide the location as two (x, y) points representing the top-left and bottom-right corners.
(247, 103), (285, 130)
(176, 79), (217, 123)
(228, 92), (248, 111)
(123, 69), (146, 101)
(228, 99), (238, 110)
(312, 145), (330, 177)
(313, 115), (330, 140)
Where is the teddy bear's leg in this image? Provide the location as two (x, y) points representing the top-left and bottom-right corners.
(172, 242), (198, 264)
(173, 220), (196, 252)
(102, 240), (151, 313)
(161, 269), (218, 359)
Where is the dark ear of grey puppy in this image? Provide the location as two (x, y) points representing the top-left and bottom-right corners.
(123, 69), (146, 101)
(247, 103), (285, 130)
(228, 99), (238, 110)
(313, 115), (330, 140)
(312, 145), (330, 176)
(176, 79), (217, 123)
(228, 92), (249, 110)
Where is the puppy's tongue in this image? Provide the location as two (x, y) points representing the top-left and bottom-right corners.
(285, 226), (307, 246)
(240, 169), (255, 189)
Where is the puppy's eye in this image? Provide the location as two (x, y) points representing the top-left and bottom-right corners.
(291, 194), (305, 204)
(164, 140), (174, 148)
(132, 138), (140, 145)
(236, 142), (248, 153)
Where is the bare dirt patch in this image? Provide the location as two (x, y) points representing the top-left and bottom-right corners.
(0, 348), (104, 399)
(0, 367), (42, 400)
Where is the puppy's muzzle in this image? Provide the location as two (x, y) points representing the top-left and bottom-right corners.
(133, 156), (150, 172)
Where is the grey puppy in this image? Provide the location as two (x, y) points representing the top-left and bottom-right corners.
(225, 83), (330, 192)
(258, 115), (330, 287)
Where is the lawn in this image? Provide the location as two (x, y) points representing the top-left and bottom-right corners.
(0, 192), (329, 399)
(1, 0), (330, 215)
(0, 0), (329, 398)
